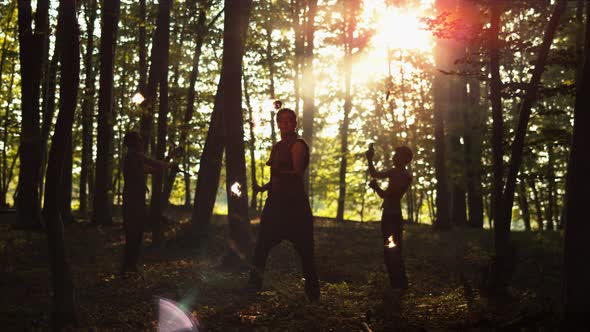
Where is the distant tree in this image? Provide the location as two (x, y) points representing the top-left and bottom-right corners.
(42, 0), (80, 327)
(93, 0), (121, 225)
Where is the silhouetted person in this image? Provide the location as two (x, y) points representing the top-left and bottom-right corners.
(366, 144), (413, 289)
(121, 131), (174, 274)
(249, 106), (320, 301)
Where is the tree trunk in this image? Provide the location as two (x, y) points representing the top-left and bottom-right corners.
(530, 176), (544, 231)
(59, 138), (74, 225)
(517, 177), (531, 231)
(243, 72), (258, 210)
(139, 0), (171, 151)
(139, 0), (147, 93)
(336, 22), (352, 223)
(222, 0), (253, 266)
(545, 145), (555, 230)
(1, 63), (16, 207)
(563, 2), (590, 326)
(489, 2), (504, 232)
(491, 0), (566, 294)
(15, 0), (48, 229)
(42, 0), (80, 327)
(263, 0), (278, 145)
(92, 0), (121, 225)
(301, 0), (317, 194)
(79, 0), (98, 217)
(432, 38), (450, 230)
(465, 78), (484, 228)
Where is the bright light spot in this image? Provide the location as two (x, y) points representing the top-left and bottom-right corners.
(386, 235), (397, 248)
(132, 92), (145, 105)
(354, 2), (434, 83)
(230, 182), (242, 198)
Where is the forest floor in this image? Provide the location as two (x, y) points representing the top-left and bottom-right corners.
(1, 207), (563, 331)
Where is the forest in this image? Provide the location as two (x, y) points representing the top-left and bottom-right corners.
(1, 0), (589, 330)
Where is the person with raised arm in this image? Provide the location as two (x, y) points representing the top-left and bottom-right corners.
(366, 143), (413, 289)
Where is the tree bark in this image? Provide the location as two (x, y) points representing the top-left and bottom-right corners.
(15, 0), (48, 229)
(42, 0), (80, 327)
(563, 2), (590, 326)
(92, 0), (121, 225)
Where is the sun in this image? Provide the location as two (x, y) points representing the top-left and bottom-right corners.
(353, 1), (434, 83)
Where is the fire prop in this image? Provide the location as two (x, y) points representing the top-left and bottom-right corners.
(386, 235), (397, 248)
(132, 92), (145, 105)
(230, 182), (242, 197)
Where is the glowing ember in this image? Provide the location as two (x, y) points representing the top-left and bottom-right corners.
(131, 92), (145, 104)
(386, 235), (396, 248)
(230, 182), (242, 197)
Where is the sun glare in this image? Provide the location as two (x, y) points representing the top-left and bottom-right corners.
(353, 1), (434, 83)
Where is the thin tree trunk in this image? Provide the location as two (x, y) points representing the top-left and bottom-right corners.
(530, 176), (544, 231)
(162, 3), (221, 207)
(497, 0), (566, 242)
(243, 72), (258, 210)
(42, 0), (80, 326)
(336, 25), (352, 223)
(545, 145), (555, 230)
(1, 63), (16, 207)
(301, 0), (317, 195)
(465, 78), (484, 228)
(489, 2), (504, 233)
(139, 0), (171, 151)
(79, 0), (98, 217)
(92, 0), (121, 225)
(517, 177), (531, 231)
(263, 0), (278, 145)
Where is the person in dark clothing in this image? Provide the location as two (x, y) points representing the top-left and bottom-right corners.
(366, 144), (413, 289)
(249, 107), (320, 301)
(120, 131), (174, 274)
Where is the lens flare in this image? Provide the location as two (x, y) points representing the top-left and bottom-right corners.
(157, 297), (200, 332)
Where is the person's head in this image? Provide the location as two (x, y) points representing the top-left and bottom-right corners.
(276, 108), (297, 136)
(123, 131), (144, 152)
(393, 146), (413, 167)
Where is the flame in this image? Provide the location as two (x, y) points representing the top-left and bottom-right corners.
(132, 92), (145, 105)
(386, 235), (396, 248)
(230, 182), (242, 197)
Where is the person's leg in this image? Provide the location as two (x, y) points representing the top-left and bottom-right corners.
(292, 224), (320, 301)
(249, 224), (281, 289)
(381, 213), (406, 289)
